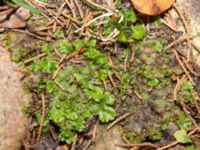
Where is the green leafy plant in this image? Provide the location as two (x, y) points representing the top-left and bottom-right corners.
(131, 24), (145, 40)
(47, 63), (116, 143)
(23, 38), (116, 144)
(28, 59), (58, 73)
(152, 39), (166, 52)
(179, 80), (195, 104)
(174, 130), (192, 144)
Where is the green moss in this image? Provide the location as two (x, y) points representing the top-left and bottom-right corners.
(148, 125), (163, 141)
(2, 32), (17, 48)
(11, 49), (22, 62)
(124, 132), (143, 143)
(151, 39), (166, 52)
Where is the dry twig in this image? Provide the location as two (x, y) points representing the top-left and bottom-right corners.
(173, 49), (195, 86)
(71, 134), (77, 150)
(24, 53), (46, 64)
(173, 75), (186, 100)
(107, 113), (132, 130)
(116, 143), (159, 149)
(37, 94), (46, 144)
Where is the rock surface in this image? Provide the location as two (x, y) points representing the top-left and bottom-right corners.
(172, 0), (200, 66)
(0, 7), (30, 29)
(88, 126), (126, 150)
(0, 46), (30, 150)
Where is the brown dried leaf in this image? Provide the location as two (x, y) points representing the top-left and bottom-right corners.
(131, 0), (175, 16)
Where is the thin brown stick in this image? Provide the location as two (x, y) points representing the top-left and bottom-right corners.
(37, 94), (46, 144)
(70, 134), (77, 150)
(0, 6), (9, 11)
(180, 101), (198, 127)
(173, 75), (186, 100)
(123, 54), (128, 72)
(53, 22), (57, 33)
(35, 31), (54, 38)
(74, 0), (84, 19)
(114, 71), (123, 83)
(47, 9), (65, 27)
(62, 11), (81, 25)
(123, 136), (131, 144)
(65, 0), (77, 21)
(115, 143), (159, 149)
(166, 36), (187, 50)
(194, 95), (200, 117)
(65, 47), (86, 60)
(174, 5), (192, 61)
(192, 41), (200, 54)
(85, 0), (112, 12)
(107, 72), (116, 87)
(182, 57), (200, 77)
(53, 64), (64, 79)
(103, 80), (108, 91)
(174, 5), (190, 36)
(54, 80), (67, 91)
(34, 25), (54, 32)
(7, 29), (50, 41)
(107, 113), (132, 130)
(92, 125), (97, 141)
(56, 2), (66, 20)
(173, 49), (195, 86)
(83, 140), (92, 150)
(130, 49), (135, 63)
(134, 90), (142, 100)
(22, 140), (30, 150)
(157, 141), (178, 150)
(162, 19), (177, 32)
(31, 130), (36, 145)
(107, 53), (118, 70)
(24, 53), (46, 64)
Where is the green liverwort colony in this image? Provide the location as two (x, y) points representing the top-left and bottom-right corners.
(5, 4), (198, 146)
(15, 8), (146, 143)
(23, 38), (117, 143)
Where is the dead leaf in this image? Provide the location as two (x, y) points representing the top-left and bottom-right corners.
(0, 7), (30, 29)
(131, 0), (175, 16)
